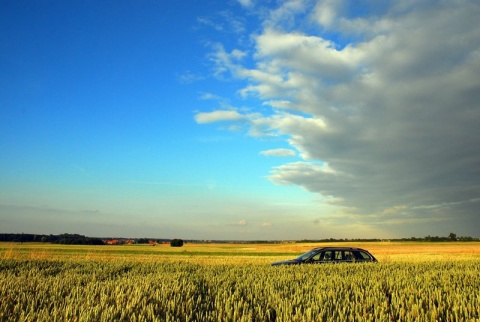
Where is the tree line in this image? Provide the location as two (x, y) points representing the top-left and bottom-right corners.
(0, 233), (104, 245)
(0, 233), (185, 246)
(0, 232), (477, 245)
(295, 233), (477, 243)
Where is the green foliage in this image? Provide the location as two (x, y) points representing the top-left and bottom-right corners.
(0, 233), (104, 245)
(170, 239), (184, 247)
(1, 259), (479, 321)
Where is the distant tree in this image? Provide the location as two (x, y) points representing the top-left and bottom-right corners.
(52, 233), (105, 245)
(458, 235), (475, 241)
(170, 239), (184, 247)
(448, 232), (457, 241)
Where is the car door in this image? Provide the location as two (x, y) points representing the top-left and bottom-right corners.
(333, 250), (344, 262)
(319, 250), (338, 263)
(343, 250), (355, 263)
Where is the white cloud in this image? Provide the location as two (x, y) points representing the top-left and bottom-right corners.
(260, 148), (296, 157)
(199, 0), (480, 234)
(199, 92), (223, 101)
(255, 28), (365, 82)
(269, 161), (340, 186)
(208, 43), (248, 79)
(237, 0), (253, 9)
(266, 0), (311, 30)
(249, 112), (327, 140)
(313, 0), (341, 28)
(263, 100), (293, 109)
(194, 110), (245, 123)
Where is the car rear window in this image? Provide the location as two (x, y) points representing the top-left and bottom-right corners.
(358, 251), (371, 259)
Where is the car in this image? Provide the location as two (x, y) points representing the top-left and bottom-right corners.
(271, 247), (378, 266)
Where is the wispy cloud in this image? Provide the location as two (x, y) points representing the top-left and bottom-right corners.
(177, 71), (205, 84)
(72, 164), (95, 179)
(196, 10), (247, 35)
(237, 0), (254, 9)
(194, 110), (245, 124)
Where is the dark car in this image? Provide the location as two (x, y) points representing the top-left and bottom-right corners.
(271, 247), (378, 266)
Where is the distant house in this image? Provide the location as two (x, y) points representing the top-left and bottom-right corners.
(105, 239), (120, 245)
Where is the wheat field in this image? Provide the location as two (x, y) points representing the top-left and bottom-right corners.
(1, 242), (479, 321)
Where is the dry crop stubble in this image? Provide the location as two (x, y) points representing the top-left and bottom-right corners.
(2, 241), (480, 263)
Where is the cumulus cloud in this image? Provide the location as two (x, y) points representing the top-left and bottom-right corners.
(260, 148), (296, 157)
(198, 0), (480, 234)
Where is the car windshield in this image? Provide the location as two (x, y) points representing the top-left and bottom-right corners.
(295, 249), (319, 261)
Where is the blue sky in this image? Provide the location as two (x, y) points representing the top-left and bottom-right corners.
(1, 0), (480, 240)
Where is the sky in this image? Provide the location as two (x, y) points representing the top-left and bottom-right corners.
(1, 0), (480, 240)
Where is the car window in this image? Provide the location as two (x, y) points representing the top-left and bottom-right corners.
(358, 251), (371, 259)
(296, 249), (319, 261)
(321, 251), (334, 261)
(311, 252), (322, 261)
(344, 251), (354, 261)
(334, 251), (343, 260)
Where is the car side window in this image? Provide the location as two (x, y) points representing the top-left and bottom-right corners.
(344, 251), (354, 261)
(311, 252), (322, 261)
(334, 251), (343, 261)
(322, 251), (333, 261)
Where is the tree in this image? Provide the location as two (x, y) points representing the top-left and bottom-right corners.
(170, 239), (184, 247)
(448, 232), (457, 241)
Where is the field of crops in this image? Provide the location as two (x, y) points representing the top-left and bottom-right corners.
(1, 242), (479, 321)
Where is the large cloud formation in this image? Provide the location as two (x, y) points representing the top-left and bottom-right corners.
(197, 0), (480, 234)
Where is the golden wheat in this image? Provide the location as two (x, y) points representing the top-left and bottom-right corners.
(1, 258), (479, 321)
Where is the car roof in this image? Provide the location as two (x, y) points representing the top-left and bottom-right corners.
(310, 247), (370, 251)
